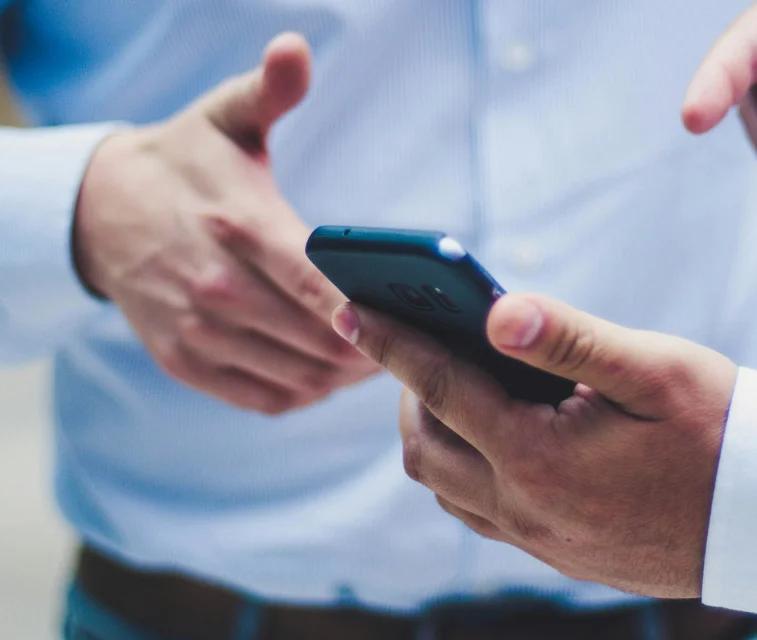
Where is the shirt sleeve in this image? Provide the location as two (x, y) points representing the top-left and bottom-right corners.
(702, 366), (757, 612)
(0, 123), (121, 364)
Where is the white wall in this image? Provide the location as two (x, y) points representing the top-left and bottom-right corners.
(0, 362), (74, 640)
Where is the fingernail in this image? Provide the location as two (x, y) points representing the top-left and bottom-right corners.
(493, 298), (543, 348)
(332, 304), (360, 345)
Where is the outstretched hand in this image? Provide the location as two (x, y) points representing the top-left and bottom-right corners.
(74, 33), (377, 413)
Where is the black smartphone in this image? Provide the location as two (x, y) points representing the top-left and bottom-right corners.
(306, 225), (574, 407)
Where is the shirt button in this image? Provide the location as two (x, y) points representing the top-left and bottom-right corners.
(511, 243), (544, 272)
(498, 42), (537, 73)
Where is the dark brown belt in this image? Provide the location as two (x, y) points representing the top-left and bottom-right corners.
(75, 545), (755, 640)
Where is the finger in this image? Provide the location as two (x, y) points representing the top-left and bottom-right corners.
(202, 32), (311, 143)
(435, 495), (503, 541)
(190, 259), (368, 368)
(399, 390), (496, 517)
(486, 293), (683, 415)
(158, 342), (300, 414)
(207, 214), (350, 325)
(682, 6), (757, 134)
(333, 302), (530, 454)
(178, 315), (365, 397)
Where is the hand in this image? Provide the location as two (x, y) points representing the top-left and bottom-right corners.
(73, 33), (377, 413)
(332, 295), (737, 598)
(683, 4), (757, 145)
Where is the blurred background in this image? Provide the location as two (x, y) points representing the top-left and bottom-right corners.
(0, 68), (73, 639)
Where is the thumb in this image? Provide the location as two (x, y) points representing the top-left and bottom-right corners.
(486, 294), (680, 415)
(203, 32), (311, 143)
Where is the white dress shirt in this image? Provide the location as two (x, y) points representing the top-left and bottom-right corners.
(1, 0), (757, 613)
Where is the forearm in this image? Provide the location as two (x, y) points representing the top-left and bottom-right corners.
(0, 123), (119, 365)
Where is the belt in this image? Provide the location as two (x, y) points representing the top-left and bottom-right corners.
(74, 545), (755, 640)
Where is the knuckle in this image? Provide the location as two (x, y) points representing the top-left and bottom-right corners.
(416, 357), (453, 416)
(157, 343), (188, 379)
(294, 264), (330, 308)
(374, 332), (398, 369)
(402, 433), (425, 483)
(544, 322), (595, 374)
(206, 213), (266, 256)
(177, 314), (210, 344)
(436, 497), (502, 542)
(467, 517), (502, 542)
(190, 264), (239, 305)
(233, 218), (266, 257)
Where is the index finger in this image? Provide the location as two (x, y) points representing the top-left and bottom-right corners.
(206, 212), (347, 323)
(332, 302), (532, 455)
(683, 6), (757, 134)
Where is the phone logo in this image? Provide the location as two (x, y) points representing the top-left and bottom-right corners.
(387, 283), (461, 313)
(388, 284), (434, 310)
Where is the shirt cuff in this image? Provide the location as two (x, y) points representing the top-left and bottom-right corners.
(702, 366), (757, 612)
(0, 123), (121, 348)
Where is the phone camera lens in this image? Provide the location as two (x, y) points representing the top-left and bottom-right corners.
(422, 285), (461, 313)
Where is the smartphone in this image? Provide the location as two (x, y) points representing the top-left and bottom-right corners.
(306, 225), (574, 407)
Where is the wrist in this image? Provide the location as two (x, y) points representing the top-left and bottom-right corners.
(72, 129), (135, 299)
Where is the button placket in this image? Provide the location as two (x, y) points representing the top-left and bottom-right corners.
(498, 40), (537, 73)
(477, 2), (550, 278)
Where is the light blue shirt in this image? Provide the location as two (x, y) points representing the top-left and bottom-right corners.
(1, 0), (756, 613)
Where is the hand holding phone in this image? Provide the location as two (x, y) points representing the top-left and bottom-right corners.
(307, 226), (574, 407)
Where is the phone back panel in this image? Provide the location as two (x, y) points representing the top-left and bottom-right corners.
(307, 226), (574, 406)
